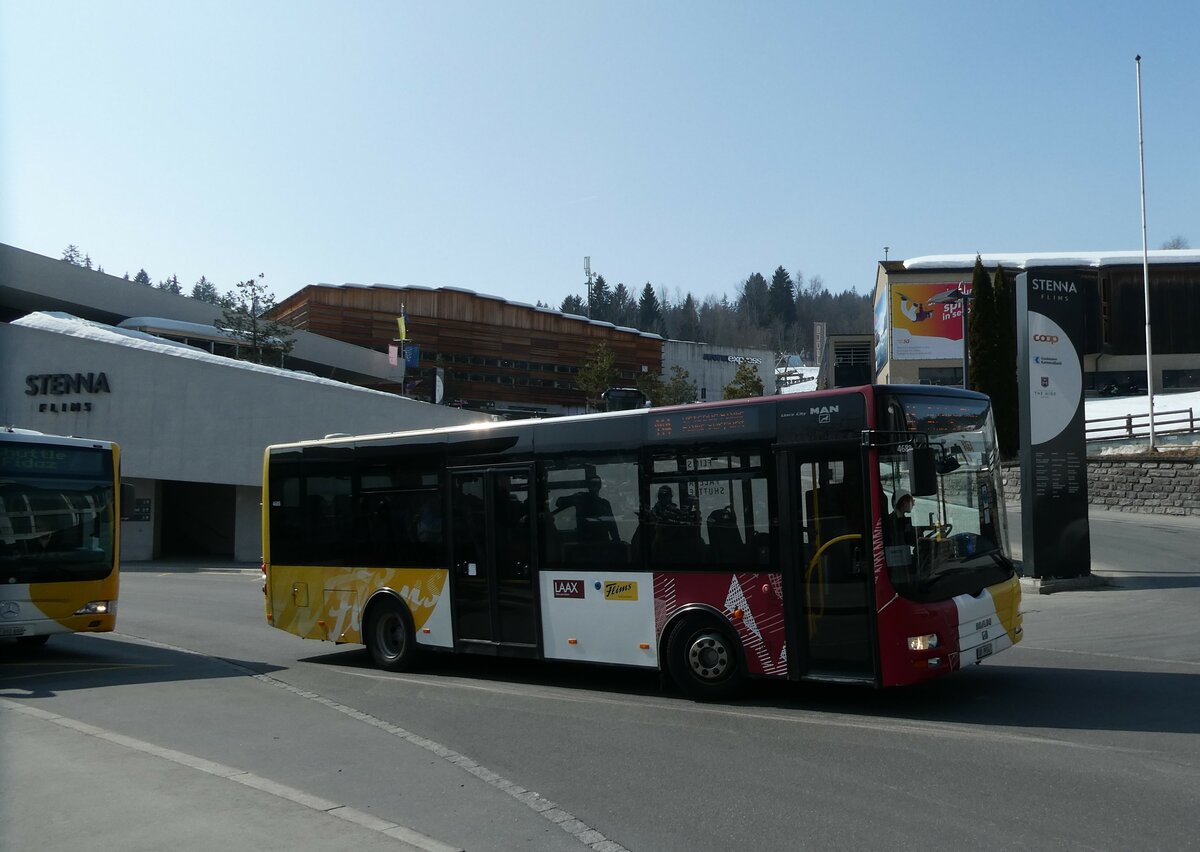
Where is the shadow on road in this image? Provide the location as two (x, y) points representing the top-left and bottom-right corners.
(299, 645), (1200, 736)
(0, 633), (284, 699)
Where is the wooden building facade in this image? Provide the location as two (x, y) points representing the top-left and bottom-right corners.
(268, 284), (664, 414)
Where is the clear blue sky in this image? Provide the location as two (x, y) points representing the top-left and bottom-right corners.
(2, 2), (1197, 308)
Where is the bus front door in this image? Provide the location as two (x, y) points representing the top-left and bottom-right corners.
(779, 448), (877, 682)
(449, 467), (538, 654)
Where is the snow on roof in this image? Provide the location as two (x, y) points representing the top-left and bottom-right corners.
(12, 312), (403, 399)
(904, 250), (1200, 271)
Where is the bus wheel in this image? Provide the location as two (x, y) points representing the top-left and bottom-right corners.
(17, 635), (50, 648)
(365, 597), (417, 672)
(667, 614), (742, 701)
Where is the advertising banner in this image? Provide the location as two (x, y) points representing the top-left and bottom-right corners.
(1016, 270), (1091, 579)
(873, 290), (888, 376)
(890, 282), (972, 360)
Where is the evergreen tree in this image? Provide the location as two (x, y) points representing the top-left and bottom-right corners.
(675, 293), (702, 341)
(637, 282), (665, 335)
(133, 269), (152, 286)
(560, 294), (586, 315)
(991, 265), (1019, 458)
(611, 282), (635, 327)
(739, 272), (770, 328)
(61, 245), (83, 265)
(767, 266), (797, 327)
(576, 342), (617, 412)
(219, 273), (295, 365)
(191, 276), (221, 304)
(82, 254), (94, 270)
(589, 274), (611, 321)
(967, 255), (996, 394)
(723, 361), (765, 399)
(661, 365), (697, 405)
(966, 258), (1019, 458)
(156, 274), (183, 295)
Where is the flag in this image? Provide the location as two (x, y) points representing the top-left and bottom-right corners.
(387, 344), (398, 366)
(396, 307), (408, 341)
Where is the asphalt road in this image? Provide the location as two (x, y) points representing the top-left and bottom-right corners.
(4, 507), (1199, 851)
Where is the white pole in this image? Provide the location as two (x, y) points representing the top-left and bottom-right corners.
(1136, 54), (1156, 450)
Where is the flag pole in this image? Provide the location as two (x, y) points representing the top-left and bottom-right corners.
(1136, 54), (1156, 451)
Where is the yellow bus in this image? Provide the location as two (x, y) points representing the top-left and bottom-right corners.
(0, 428), (124, 645)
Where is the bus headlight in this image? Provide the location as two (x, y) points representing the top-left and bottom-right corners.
(75, 600), (114, 615)
(907, 633), (939, 651)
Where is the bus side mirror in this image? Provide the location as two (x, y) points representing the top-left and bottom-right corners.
(120, 483), (136, 521)
(907, 446), (938, 496)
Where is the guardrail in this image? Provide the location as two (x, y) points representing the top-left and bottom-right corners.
(1085, 407), (1196, 442)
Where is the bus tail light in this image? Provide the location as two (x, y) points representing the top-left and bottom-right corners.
(907, 633), (939, 652)
(261, 561), (267, 596)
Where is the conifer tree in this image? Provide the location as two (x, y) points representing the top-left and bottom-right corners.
(723, 361), (765, 399)
(219, 273), (295, 365)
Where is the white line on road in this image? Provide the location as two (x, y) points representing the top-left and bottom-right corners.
(0, 697), (461, 852)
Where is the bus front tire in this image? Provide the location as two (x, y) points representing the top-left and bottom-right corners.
(667, 614), (743, 701)
(365, 597), (417, 672)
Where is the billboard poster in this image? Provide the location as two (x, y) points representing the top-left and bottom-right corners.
(890, 282), (972, 360)
(1016, 270), (1091, 580)
(873, 288), (888, 376)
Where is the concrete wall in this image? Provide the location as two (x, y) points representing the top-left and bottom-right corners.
(1, 319), (485, 487)
(2, 317), (489, 562)
(1002, 458), (1200, 516)
(663, 340), (776, 401)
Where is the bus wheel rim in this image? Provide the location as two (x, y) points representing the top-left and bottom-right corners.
(379, 612), (405, 658)
(686, 632), (731, 681)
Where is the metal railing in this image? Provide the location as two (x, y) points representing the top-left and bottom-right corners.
(1085, 407), (1196, 442)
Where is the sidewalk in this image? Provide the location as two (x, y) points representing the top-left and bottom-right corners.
(0, 700), (457, 852)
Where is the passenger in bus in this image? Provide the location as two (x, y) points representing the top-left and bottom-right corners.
(884, 490), (916, 549)
(556, 474), (621, 543)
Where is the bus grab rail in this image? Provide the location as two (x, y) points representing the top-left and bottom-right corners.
(805, 533), (863, 637)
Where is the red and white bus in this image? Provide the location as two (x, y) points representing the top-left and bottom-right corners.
(262, 384), (1021, 698)
(1, 428), (123, 645)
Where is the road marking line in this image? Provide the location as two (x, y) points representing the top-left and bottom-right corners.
(95, 631), (631, 852)
(0, 697), (462, 852)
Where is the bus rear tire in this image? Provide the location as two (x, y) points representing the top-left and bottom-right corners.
(667, 614), (743, 701)
(365, 597), (417, 672)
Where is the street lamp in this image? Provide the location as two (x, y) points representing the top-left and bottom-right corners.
(928, 285), (973, 389)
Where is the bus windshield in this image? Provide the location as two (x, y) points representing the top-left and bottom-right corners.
(0, 447), (117, 583)
(877, 392), (1013, 602)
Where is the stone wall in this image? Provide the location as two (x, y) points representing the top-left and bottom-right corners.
(1002, 457), (1200, 516)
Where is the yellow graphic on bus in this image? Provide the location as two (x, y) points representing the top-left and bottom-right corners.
(603, 580), (638, 601)
(267, 566), (448, 643)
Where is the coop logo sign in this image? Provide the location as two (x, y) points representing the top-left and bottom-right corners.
(25, 372), (110, 414)
(1032, 334), (1060, 344)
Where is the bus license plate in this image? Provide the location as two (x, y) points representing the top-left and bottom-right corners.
(975, 642), (994, 661)
(0, 625), (26, 638)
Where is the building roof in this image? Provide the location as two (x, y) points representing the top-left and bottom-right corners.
(306, 282), (664, 340)
(903, 249), (1200, 271)
(14, 312), (404, 399)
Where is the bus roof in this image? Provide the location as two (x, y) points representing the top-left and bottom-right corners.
(1, 427), (117, 451)
(264, 383), (991, 453)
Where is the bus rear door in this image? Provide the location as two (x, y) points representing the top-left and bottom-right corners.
(448, 466), (538, 655)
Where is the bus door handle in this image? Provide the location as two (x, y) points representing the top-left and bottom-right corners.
(851, 547), (868, 577)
